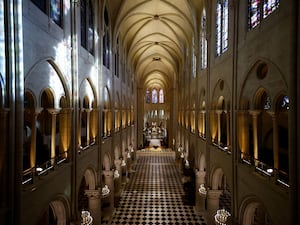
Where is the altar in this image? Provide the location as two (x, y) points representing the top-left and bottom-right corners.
(149, 138), (161, 147)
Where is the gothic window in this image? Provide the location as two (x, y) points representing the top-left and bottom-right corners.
(31, 0), (63, 27)
(192, 37), (196, 78)
(248, 0), (261, 29)
(0, 0), (5, 79)
(152, 89), (158, 104)
(159, 89), (164, 103)
(114, 37), (119, 77)
(201, 9), (207, 69)
(81, 0), (94, 54)
(103, 7), (110, 69)
(263, 0), (280, 18)
(145, 90), (151, 104)
(248, 0), (280, 30)
(216, 0), (229, 56)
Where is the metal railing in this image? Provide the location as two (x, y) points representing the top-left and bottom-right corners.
(240, 152), (289, 188)
(22, 150), (69, 185)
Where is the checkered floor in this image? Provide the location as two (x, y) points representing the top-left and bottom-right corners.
(108, 153), (207, 225)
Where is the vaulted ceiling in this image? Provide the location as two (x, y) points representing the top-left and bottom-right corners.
(114, 0), (202, 91)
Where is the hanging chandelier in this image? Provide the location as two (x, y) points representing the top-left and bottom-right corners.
(214, 208), (231, 225)
(81, 210), (93, 225)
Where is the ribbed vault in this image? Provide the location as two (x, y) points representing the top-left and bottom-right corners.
(115, 0), (198, 90)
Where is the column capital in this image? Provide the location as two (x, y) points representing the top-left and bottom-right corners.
(248, 110), (261, 117)
(114, 159), (122, 166)
(60, 107), (73, 113)
(102, 170), (114, 177)
(215, 110), (223, 115)
(85, 188), (101, 199)
(267, 111), (277, 118)
(47, 108), (61, 115)
(207, 189), (223, 199)
(196, 170), (206, 178)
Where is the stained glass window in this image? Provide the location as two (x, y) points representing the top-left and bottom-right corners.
(103, 7), (110, 68)
(152, 89), (158, 104)
(159, 89), (164, 103)
(248, 0), (261, 29)
(81, 0), (94, 54)
(80, 0), (87, 49)
(216, 0), (228, 56)
(88, 2), (94, 54)
(31, 0), (46, 13)
(263, 0), (280, 18)
(31, 0), (63, 27)
(248, 0), (280, 30)
(201, 9), (207, 69)
(0, 0), (5, 80)
(146, 90), (150, 103)
(50, 0), (62, 26)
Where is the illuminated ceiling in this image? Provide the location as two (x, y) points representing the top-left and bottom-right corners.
(115, 0), (200, 91)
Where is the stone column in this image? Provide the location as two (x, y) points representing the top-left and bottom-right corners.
(225, 110), (230, 147)
(269, 112), (279, 170)
(0, 108), (9, 205)
(195, 170), (206, 213)
(103, 170), (114, 218)
(47, 108), (61, 165)
(29, 108), (43, 169)
(85, 109), (91, 145)
(202, 110), (206, 137)
(114, 159), (122, 196)
(85, 189), (101, 225)
(216, 110), (222, 145)
(59, 108), (72, 159)
(249, 110), (261, 165)
(206, 190), (223, 225)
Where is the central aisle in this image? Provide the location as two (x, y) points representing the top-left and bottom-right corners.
(109, 152), (207, 225)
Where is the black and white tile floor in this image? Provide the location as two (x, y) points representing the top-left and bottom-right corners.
(108, 153), (207, 225)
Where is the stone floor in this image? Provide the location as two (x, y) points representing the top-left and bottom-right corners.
(107, 152), (207, 225)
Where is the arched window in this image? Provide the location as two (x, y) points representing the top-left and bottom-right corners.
(81, 0), (94, 54)
(114, 37), (119, 77)
(192, 37), (196, 78)
(159, 89), (164, 103)
(201, 8), (207, 69)
(216, 0), (229, 56)
(248, 0), (280, 30)
(31, 0), (63, 27)
(152, 89), (158, 104)
(103, 6), (110, 68)
(145, 89), (151, 104)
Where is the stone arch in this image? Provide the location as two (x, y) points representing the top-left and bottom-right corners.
(239, 59), (287, 110)
(211, 167), (224, 190)
(37, 196), (70, 225)
(103, 152), (112, 171)
(25, 58), (70, 109)
(211, 79), (231, 110)
(79, 79), (96, 109)
(84, 167), (97, 190)
(49, 196), (70, 225)
(239, 196), (273, 225)
(114, 145), (121, 159)
(199, 153), (206, 172)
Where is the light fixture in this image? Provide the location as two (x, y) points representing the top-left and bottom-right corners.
(36, 167), (43, 172)
(102, 185), (110, 197)
(121, 159), (126, 166)
(198, 184), (207, 196)
(114, 170), (120, 178)
(214, 209), (231, 225)
(81, 210), (93, 225)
